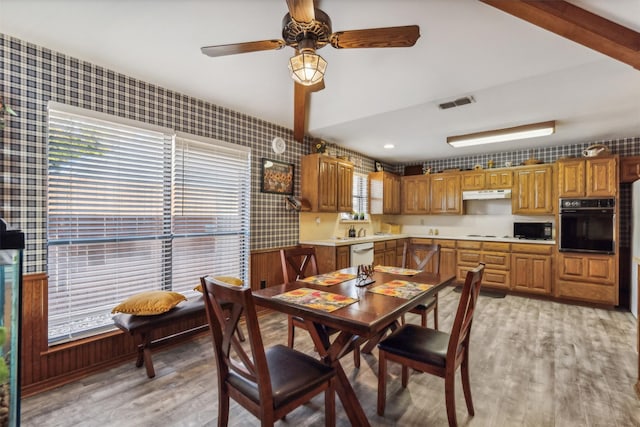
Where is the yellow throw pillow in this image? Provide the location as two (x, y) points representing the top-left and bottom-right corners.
(111, 290), (187, 315)
(194, 276), (244, 293)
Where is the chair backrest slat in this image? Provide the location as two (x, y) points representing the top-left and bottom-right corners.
(447, 264), (485, 360)
(280, 246), (319, 283)
(402, 242), (441, 273)
(200, 276), (273, 406)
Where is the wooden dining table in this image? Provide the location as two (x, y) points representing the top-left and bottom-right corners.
(252, 267), (456, 426)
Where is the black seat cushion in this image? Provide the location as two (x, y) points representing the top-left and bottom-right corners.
(378, 324), (450, 367)
(228, 344), (335, 408)
(414, 295), (436, 311)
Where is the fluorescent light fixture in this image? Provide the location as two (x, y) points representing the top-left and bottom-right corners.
(447, 120), (555, 148)
(383, 144), (395, 149)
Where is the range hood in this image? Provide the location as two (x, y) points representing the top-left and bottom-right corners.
(462, 189), (512, 200)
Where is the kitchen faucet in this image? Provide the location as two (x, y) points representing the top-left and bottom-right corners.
(358, 227), (366, 237)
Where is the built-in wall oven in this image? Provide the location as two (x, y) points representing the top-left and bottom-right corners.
(558, 198), (615, 254)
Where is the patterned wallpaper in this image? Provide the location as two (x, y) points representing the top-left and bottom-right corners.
(1, 33), (639, 273)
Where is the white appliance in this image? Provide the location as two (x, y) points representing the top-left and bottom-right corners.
(631, 180), (640, 318)
(462, 189), (512, 200)
(350, 242), (374, 267)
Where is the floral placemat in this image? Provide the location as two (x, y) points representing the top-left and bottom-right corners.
(273, 288), (358, 312)
(300, 272), (357, 286)
(367, 280), (433, 299)
(373, 265), (422, 276)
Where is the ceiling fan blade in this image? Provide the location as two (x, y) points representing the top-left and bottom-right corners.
(286, 0), (315, 23)
(330, 25), (420, 49)
(293, 82), (308, 142)
(201, 40), (285, 57)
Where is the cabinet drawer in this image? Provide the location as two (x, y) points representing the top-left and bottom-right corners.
(457, 240), (482, 250)
(556, 280), (616, 305)
(410, 238), (433, 245)
(482, 242), (510, 252)
(481, 252), (510, 269)
(483, 270), (510, 289)
(511, 243), (553, 255)
(458, 250), (481, 264)
(434, 239), (456, 249)
(374, 242), (386, 252)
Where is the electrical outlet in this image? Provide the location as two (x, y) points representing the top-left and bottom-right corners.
(260, 280), (266, 289)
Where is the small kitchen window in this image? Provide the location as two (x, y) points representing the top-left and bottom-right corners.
(342, 172), (368, 220)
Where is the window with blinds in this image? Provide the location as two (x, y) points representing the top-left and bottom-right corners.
(47, 105), (250, 344)
(352, 173), (369, 216)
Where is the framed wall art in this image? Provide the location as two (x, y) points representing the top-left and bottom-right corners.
(261, 158), (294, 195)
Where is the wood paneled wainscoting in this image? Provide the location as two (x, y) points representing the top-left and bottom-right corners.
(21, 248), (290, 396)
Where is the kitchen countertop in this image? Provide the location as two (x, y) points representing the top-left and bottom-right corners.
(300, 234), (556, 247)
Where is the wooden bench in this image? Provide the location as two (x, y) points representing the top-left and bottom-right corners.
(113, 296), (215, 378)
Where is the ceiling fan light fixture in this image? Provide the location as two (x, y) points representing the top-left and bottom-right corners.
(288, 50), (327, 86)
(447, 120), (556, 148)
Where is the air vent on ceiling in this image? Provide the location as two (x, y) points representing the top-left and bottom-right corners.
(439, 96), (475, 110)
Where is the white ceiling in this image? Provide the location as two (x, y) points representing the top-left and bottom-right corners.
(1, 0), (639, 163)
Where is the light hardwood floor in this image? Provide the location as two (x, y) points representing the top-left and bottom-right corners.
(21, 288), (640, 426)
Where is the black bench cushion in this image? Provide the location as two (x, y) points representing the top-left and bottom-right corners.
(112, 296), (205, 333)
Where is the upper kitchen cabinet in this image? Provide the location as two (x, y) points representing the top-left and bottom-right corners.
(512, 164), (554, 214)
(557, 156), (617, 197)
(369, 171), (401, 214)
(461, 169), (512, 190)
(401, 174), (430, 214)
(430, 172), (462, 214)
(301, 153), (353, 212)
(620, 155), (640, 183)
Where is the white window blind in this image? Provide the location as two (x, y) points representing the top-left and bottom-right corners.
(171, 134), (250, 296)
(352, 173), (368, 215)
(47, 106), (250, 344)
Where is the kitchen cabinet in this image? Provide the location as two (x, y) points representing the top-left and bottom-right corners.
(620, 155), (640, 183)
(510, 243), (552, 295)
(461, 169), (512, 190)
(555, 252), (617, 305)
(512, 164), (554, 215)
(313, 245), (351, 273)
(430, 173), (462, 214)
(369, 171), (401, 214)
(557, 156), (617, 197)
(301, 153), (353, 212)
(396, 238), (407, 266)
(374, 239), (400, 267)
(457, 240), (510, 290)
(401, 175), (430, 214)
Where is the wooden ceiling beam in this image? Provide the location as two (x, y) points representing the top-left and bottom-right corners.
(481, 0), (640, 70)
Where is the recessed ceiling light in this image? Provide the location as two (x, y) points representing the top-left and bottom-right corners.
(383, 144), (394, 149)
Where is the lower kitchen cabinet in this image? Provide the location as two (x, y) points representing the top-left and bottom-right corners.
(313, 245), (351, 273)
(374, 239), (399, 266)
(555, 252), (617, 305)
(511, 243), (552, 295)
(457, 240), (510, 290)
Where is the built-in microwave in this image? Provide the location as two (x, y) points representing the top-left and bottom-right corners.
(513, 222), (553, 240)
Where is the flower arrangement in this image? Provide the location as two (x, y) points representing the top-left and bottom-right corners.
(0, 98), (17, 130)
(313, 139), (327, 154)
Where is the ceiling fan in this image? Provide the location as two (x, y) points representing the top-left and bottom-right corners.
(201, 0), (420, 142)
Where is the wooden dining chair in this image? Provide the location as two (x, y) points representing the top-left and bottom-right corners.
(401, 242), (441, 329)
(200, 276), (337, 427)
(377, 263), (485, 427)
(280, 246), (361, 368)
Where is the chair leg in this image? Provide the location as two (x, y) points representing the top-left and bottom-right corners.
(433, 295), (439, 330)
(325, 377), (336, 427)
(377, 350), (388, 416)
(235, 325), (246, 342)
(218, 386), (230, 427)
(444, 370), (458, 427)
(287, 316), (295, 348)
(401, 365), (409, 388)
(400, 314), (406, 325)
(461, 356), (475, 416)
(421, 310), (427, 327)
